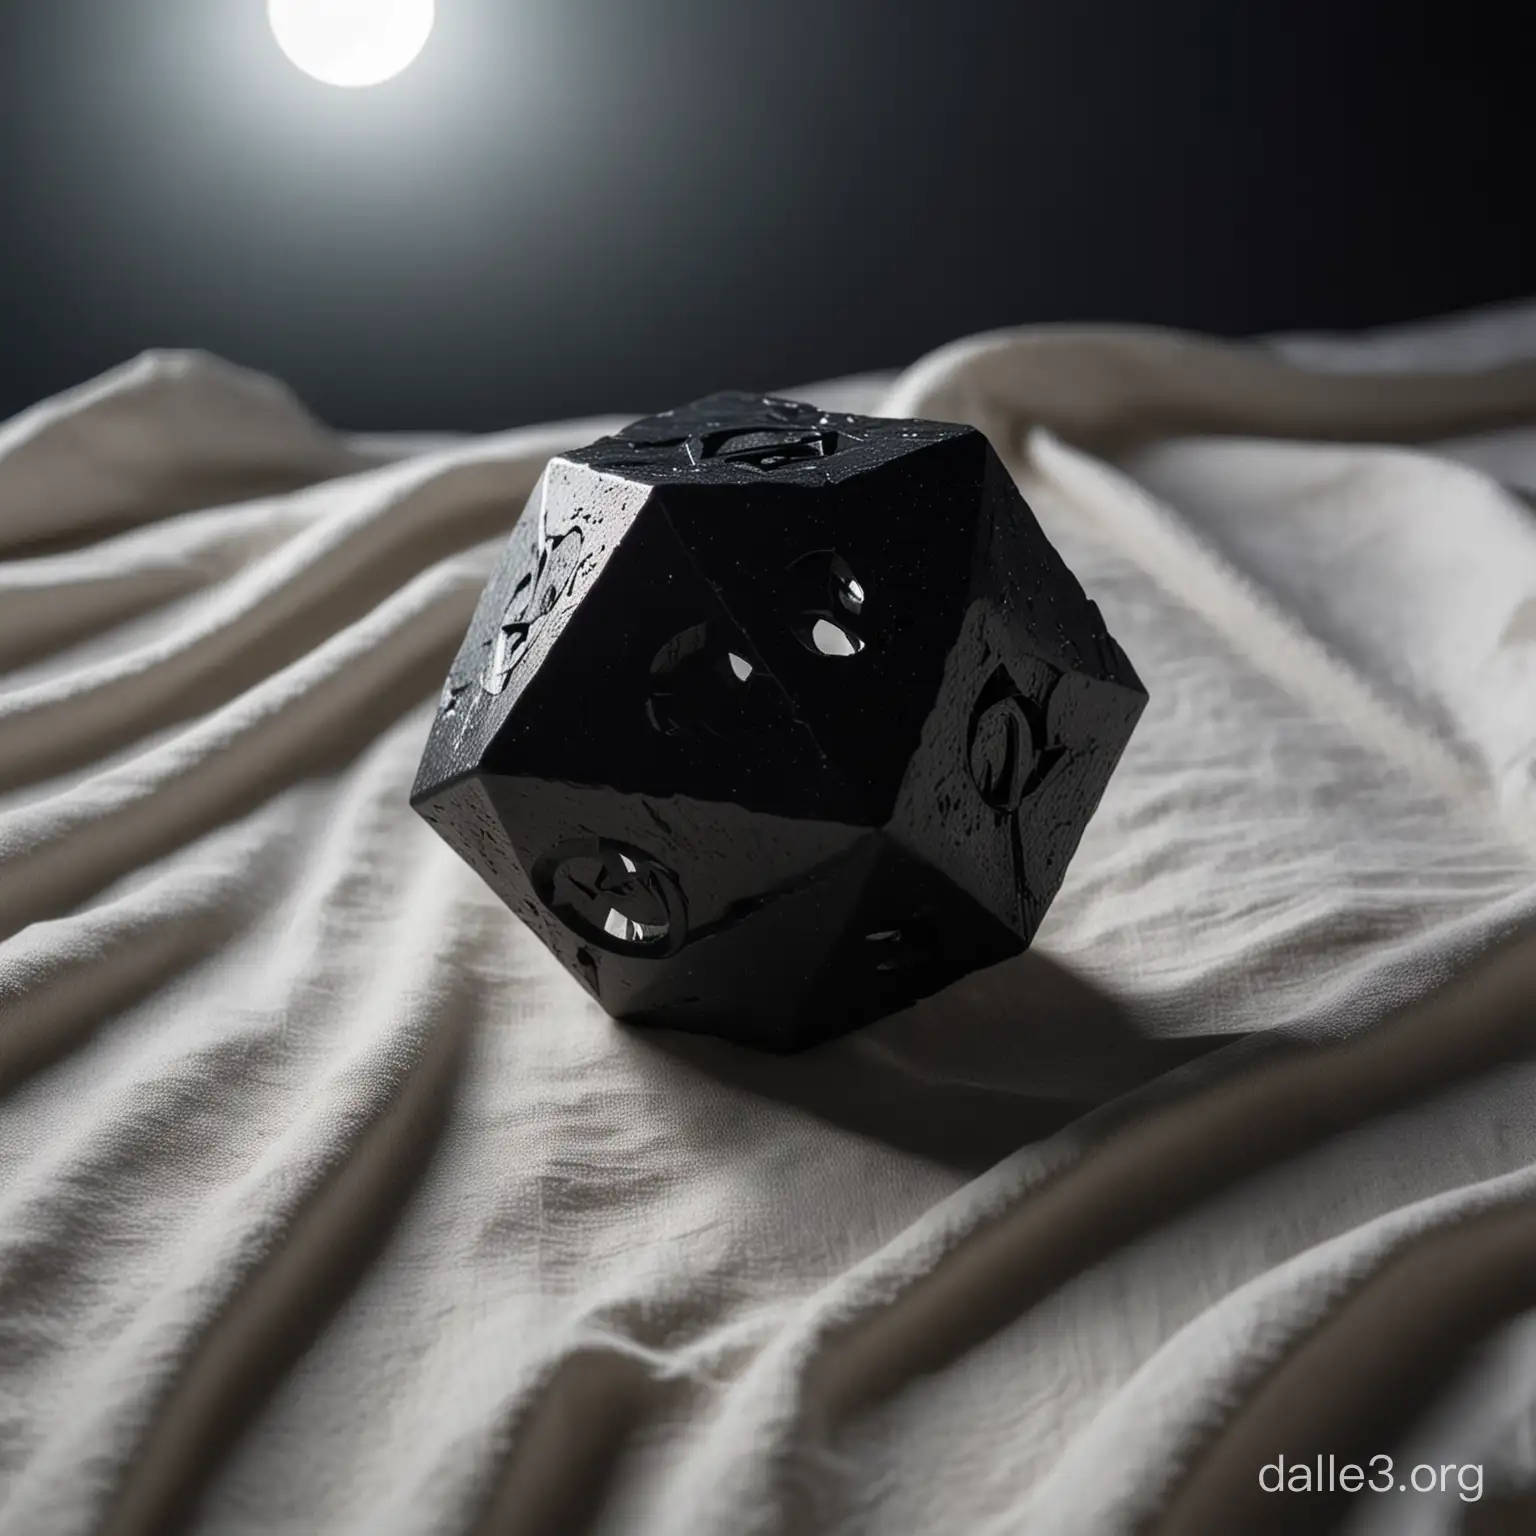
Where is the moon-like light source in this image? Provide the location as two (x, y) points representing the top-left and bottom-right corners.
(267, 0), (437, 89)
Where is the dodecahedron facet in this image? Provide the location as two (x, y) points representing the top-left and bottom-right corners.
(411, 392), (1147, 1051)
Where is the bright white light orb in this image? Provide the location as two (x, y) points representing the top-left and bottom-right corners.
(267, 0), (436, 89)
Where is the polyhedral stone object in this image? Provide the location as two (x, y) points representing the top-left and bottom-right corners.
(411, 392), (1147, 1051)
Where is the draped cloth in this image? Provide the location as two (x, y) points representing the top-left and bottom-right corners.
(2, 303), (1535, 1535)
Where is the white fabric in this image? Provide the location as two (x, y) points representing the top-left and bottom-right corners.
(2, 308), (1535, 1536)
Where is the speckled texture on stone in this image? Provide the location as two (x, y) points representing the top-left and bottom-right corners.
(411, 392), (1147, 1049)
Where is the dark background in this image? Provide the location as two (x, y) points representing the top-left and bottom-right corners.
(1, 0), (1530, 432)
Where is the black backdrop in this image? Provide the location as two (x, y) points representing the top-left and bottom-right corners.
(1, 0), (1530, 431)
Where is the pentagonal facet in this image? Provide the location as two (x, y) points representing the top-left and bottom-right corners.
(652, 427), (990, 823)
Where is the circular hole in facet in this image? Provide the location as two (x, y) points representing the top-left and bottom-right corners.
(967, 695), (1037, 812)
(533, 838), (688, 957)
(646, 624), (771, 737)
(801, 617), (864, 657)
(786, 550), (869, 658)
(829, 554), (865, 615)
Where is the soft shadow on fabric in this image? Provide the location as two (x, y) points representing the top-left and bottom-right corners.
(784, 923), (1536, 1437)
(640, 949), (1239, 1174)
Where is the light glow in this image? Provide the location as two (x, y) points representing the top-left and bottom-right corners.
(267, 0), (436, 89)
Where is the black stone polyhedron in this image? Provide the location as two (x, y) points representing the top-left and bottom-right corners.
(411, 392), (1147, 1052)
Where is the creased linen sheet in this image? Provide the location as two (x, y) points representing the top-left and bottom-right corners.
(2, 305), (1536, 1536)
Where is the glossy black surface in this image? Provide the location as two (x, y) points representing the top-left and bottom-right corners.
(411, 393), (1148, 1051)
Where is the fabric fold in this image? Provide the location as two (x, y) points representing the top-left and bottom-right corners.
(2, 306), (1534, 1536)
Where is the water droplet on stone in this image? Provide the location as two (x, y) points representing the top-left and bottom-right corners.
(807, 618), (863, 657)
